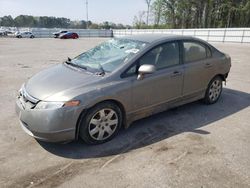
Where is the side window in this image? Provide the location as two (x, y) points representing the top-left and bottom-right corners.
(123, 42), (180, 78)
(184, 42), (207, 62)
(126, 65), (137, 76)
(139, 42), (180, 70)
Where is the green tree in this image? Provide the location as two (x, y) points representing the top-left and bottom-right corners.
(149, 0), (250, 28)
(0, 15), (15, 26)
(14, 15), (37, 27)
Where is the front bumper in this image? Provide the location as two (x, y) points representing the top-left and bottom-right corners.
(16, 98), (83, 142)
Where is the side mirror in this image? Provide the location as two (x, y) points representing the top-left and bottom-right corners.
(137, 64), (156, 80)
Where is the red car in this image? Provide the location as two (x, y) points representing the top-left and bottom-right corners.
(59, 32), (79, 39)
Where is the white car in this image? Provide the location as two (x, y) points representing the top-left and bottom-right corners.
(0, 30), (7, 36)
(15, 32), (35, 38)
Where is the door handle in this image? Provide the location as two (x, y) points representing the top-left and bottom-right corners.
(204, 63), (213, 68)
(171, 71), (182, 77)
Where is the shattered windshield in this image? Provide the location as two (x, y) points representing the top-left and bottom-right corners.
(71, 38), (148, 73)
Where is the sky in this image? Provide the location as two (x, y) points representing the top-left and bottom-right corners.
(0, 0), (147, 25)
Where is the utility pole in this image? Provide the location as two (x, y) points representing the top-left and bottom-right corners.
(145, 0), (152, 26)
(86, 0), (89, 29)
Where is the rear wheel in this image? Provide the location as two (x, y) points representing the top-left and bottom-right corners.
(204, 76), (223, 104)
(79, 102), (122, 144)
(30, 35), (34, 38)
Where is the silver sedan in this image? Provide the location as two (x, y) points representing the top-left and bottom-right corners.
(16, 34), (231, 144)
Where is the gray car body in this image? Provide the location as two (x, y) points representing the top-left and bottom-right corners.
(16, 34), (231, 142)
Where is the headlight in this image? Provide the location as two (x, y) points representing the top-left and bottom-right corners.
(35, 100), (80, 110)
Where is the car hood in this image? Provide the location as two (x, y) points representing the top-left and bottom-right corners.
(25, 63), (101, 101)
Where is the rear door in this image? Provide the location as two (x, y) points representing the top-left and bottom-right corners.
(182, 40), (214, 97)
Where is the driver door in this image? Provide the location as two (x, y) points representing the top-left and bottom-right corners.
(128, 41), (184, 114)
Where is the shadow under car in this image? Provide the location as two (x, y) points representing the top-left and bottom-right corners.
(37, 88), (250, 159)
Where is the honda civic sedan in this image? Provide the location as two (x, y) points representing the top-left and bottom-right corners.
(16, 34), (231, 144)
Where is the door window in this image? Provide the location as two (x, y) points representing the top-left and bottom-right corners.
(183, 42), (207, 62)
(122, 42), (180, 78)
(139, 42), (180, 70)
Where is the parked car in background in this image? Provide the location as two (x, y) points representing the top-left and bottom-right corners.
(0, 30), (7, 36)
(15, 32), (35, 38)
(0, 30), (16, 37)
(16, 35), (231, 144)
(6, 31), (15, 36)
(53, 30), (68, 38)
(59, 32), (79, 39)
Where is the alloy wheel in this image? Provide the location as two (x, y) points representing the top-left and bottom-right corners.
(208, 79), (222, 102)
(88, 108), (118, 141)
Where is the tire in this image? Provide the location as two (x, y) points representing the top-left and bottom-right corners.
(203, 76), (223, 104)
(79, 102), (122, 144)
(30, 35), (34, 39)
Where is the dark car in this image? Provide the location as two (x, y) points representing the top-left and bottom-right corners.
(53, 30), (68, 38)
(59, 32), (79, 39)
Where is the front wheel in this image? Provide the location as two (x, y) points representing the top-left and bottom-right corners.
(204, 76), (223, 104)
(79, 102), (122, 144)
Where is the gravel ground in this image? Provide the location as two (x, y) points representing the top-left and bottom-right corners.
(0, 38), (249, 188)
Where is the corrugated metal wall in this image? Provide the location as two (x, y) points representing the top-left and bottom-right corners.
(1, 27), (250, 42)
(113, 28), (250, 43)
(0, 27), (113, 38)
(30, 28), (113, 38)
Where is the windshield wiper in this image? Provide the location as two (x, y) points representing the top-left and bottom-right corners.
(65, 57), (87, 70)
(65, 57), (72, 65)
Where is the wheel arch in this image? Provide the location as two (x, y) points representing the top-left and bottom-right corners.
(217, 73), (227, 81)
(75, 99), (127, 140)
(208, 73), (227, 86)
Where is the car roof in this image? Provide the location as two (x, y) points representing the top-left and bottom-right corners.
(120, 34), (195, 43)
